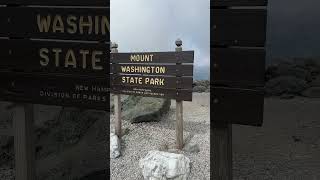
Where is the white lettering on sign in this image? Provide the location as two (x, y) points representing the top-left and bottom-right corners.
(121, 76), (165, 86)
(130, 54), (154, 62)
(37, 15), (110, 35)
(120, 66), (166, 74)
(39, 48), (104, 70)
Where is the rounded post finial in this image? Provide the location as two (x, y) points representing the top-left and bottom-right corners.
(175, 39), (182, 47)
(111, 42), (118, 49)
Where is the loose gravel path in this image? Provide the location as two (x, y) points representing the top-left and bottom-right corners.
(110, 93), (211, 180)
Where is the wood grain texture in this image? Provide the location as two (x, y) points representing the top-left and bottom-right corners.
(211, 9), (267, 47)
(176, 101), (184, 149)
(211, 47), (265, 87)
(13, 104), (36, 180)
(114, 94), (122, 137)
(212, 125), (232, 180)
(211, 87), (264, 126)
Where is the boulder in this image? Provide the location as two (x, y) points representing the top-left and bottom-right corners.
(139, 150), (190, 180)
(123, 96), (171, 123)
(301, 87), (320, 98)
(275, 62), (312, 81)
(193, 85), (207, 93)
(265, 76), (308, 96)
(110, 133), (121, 159)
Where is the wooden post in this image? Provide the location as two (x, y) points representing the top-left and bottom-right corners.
(213, 123), (233, 180)
(13, 104), (36, 180)
(175, 39), (184, 149)
(111, 42), (122, 138)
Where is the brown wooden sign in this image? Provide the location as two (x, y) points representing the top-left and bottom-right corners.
(112, 85), (192, 101)
(112, 75), (193, 90)
(111, 51), (194, 101)
(211, 48), (265, 87)
(211, 0), (267, 7)
(0, 0), (109, 6)
(111, 64), (193, 76)
(211, 87), (264, 126)
(211, 9), (267, 47)
(1, 7), (110, 41)
(0, 39), (109, 76)
(111, 51), (194, 63)
(0, 2), (110, 109)
(0, 71), (109, 109)
(211, 2), (267, 127)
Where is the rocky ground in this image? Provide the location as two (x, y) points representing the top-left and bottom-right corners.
(0, 88), (319, 179)
(265, 58), (320, 98)
(110, 93), (211, 180)
(233, 97), (320, 180)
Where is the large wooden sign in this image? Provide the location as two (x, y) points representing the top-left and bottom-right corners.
(211, 0), (268, 126)
(0, 1), (110, 109)
(111, 51), (194, 101)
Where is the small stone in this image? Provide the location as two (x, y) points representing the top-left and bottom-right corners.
(139, 150), (190, 180)
(110, 133), (121, 159)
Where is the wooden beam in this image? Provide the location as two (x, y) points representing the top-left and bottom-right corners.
(212, 124), (232, 180)
(13, 104), (36, 180)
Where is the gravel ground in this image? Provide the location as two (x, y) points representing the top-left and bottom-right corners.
(110, 93), (210, 180)
(233, 97), (320, 180)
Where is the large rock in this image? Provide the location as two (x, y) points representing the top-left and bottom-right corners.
(301, 87), (320, 98)
(265, 76), (308, 96)
(269, 62), (312, 81)
(110, 133), (120, 159)
(123, 96), (171, 123)
(139, 151), (190, 180)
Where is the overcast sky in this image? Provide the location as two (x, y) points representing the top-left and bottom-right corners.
(111, 0), (210, 80)
(111, 0), (320, 79)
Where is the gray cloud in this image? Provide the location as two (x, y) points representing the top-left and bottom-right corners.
(111, 0), (210, 80)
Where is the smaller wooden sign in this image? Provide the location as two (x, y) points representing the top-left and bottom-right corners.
(111, 64), (193, 76)
(112, 85), (192, 101)
(211, 47), (265, 87)
(211, 9), (267, 46)
(111, 51), (194, 64)
(211, 87), (264, 126)
(111, 75), (193, 90)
